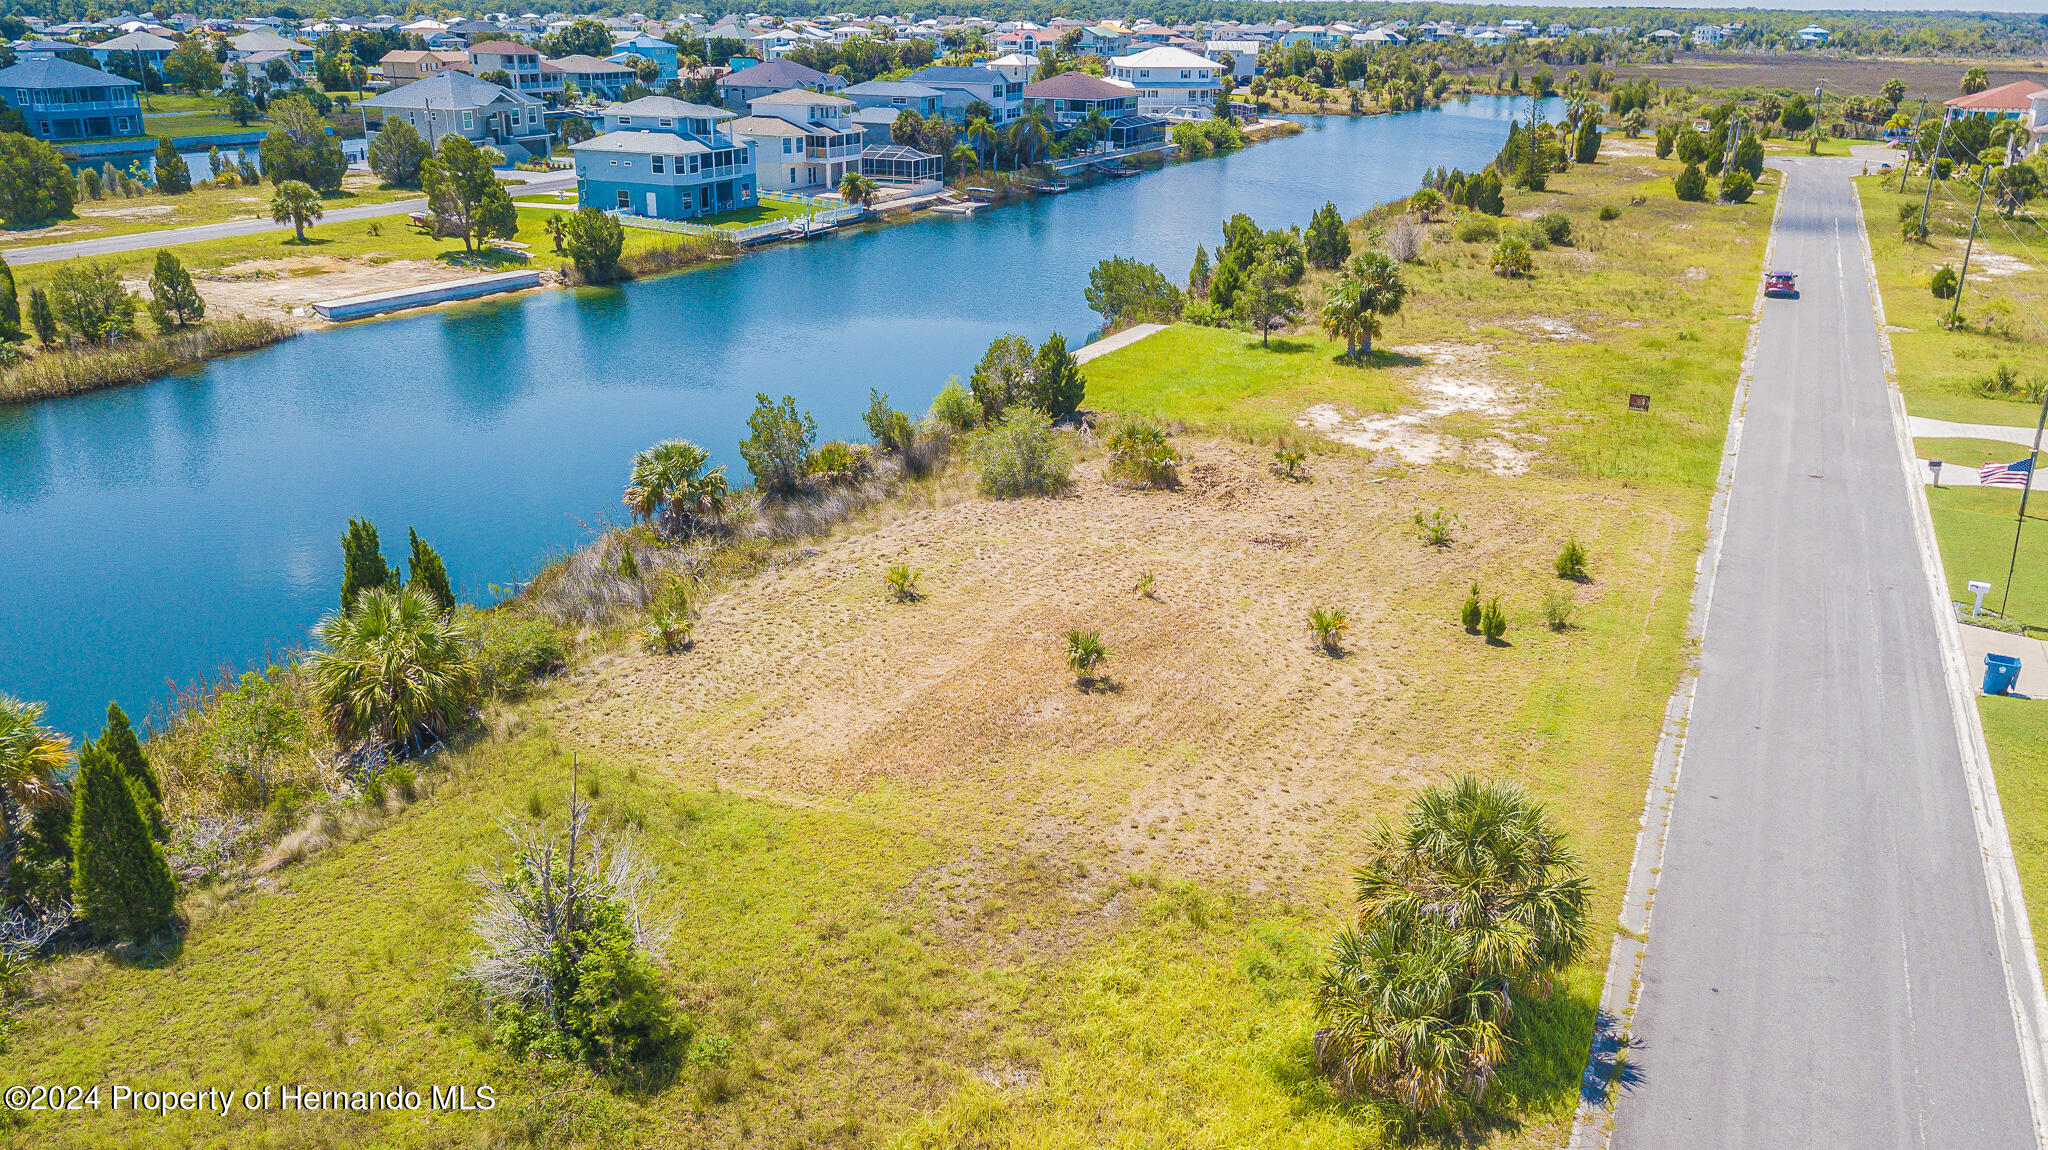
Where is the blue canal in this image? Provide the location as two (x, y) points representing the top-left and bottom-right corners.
(2, 96), (1554, 736)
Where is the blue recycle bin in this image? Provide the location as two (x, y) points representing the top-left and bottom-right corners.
(1985, 653), (2023, 696)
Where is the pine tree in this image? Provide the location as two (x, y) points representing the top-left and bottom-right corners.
(340, 517), (398, 611)
(98, 701), (165, 842)
(0, 252), (19, 341)
(152, 138), (192, 194)
(1188, 244), (1210, 291)
(69, 742), (177, 943)
(1304, 202), (1351, 270)
(1027, 333), (1085, 420)
(28, 285), (56, 347)
(146, 250), (205, 331)
(407, 527), (455, 613)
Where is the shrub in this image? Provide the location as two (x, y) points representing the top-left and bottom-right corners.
(309, 586), (482, 753)
(885, 564), (920, 602)
(1308, 607), (1348, 653)
(1491, 236), (1534, 277)
(645, 607), (691, 653)
(1460, 583), (1483, 632)
(1064, 629), (1110, 686)
(1673, 162), (1708, 203)
(863, 388), (916, 453)
(1383, 216), (1425, 264)
(740, 393), (818, 497)
(469, 785), (683, 1075)
(928, 377), (979, 432)
(1973, 363), (2044, 404)
(1103, 418), (1181, 488)
(1481, 597), (1507, 642)
(467, 610), (566, 693)
(975, 404), (1073, 498)
(1720, 169), (1755, 204)
(1598, 204), (1621, 221)
(1542, 591), (1575, 631)
(68, 742), (177, 943)
(1272, 444), (1309, 481)
(1555, 537), (1588, 580)
(806, 441), (873, 486)
(1414, 508), (1459, 547)
(1931, 264), (1960, 299)
(1510, 221), (1547, 251)
(1453, 215), (1499, 243)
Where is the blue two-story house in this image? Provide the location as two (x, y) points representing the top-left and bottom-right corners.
(607, 33), (679, 82)
(570, 96), (756, 219)
(0, 57), (142, 142)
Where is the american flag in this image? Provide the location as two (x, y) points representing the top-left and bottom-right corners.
(1981, 456), (2037, 488)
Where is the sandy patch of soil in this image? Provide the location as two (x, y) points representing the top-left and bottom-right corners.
(133, 256), (503, 326)
(1296, 342), (1533, 476)
(1603, 140), (1657, 158)
(1952, 243), (2033, 278)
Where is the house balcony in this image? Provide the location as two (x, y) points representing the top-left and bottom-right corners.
(31, 97), (137, 113)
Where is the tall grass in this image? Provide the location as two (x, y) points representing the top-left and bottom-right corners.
(0, 316), (294, 404)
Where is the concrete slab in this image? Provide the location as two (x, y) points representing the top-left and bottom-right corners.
(1957, 621), (2048, 698)
(1073, 323), (1165, 365)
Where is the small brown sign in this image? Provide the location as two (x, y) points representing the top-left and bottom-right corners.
(1628, 393), (1651, 412)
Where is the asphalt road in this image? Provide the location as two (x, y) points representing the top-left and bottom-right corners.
(1612, 159), (2038, 1147)
(1, 172), (575, 267)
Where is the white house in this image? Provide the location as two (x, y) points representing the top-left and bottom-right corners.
(1203, 40), (1260, 79)
(733, 88), (862, 192)
(1106, 46), (1220, 120)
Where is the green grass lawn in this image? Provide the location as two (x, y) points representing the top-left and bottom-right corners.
(1924, 482), (2048, 631)
(1916, 436), (2040, 470)
(1083, 325), (1406, 440)
(700, 195), (812, 229)
(146, 109), (264, 141)
(1856, 173), (2048, 426)
(0, 177), (415, 250)
(1980, 697), (2048, 964)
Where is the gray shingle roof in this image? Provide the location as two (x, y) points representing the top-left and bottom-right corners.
(607, 95), (731, 119)
(360, 68), (535, 109)
(0, 57), (139, 88)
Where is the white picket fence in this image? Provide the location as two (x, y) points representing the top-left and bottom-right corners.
(607, 200), (865, 245)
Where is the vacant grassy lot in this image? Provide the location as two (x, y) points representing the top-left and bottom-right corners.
(1857, 173), (2048, 426)
(8, 152), (1772, 1147)
(1981, 697), (2048, 964)
(1916, 436), (2040, 471)
(0, 174), (412, 250)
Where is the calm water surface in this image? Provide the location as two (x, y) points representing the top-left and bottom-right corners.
(3, 96), (1553, 735)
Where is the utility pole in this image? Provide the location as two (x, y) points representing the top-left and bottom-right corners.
(1918, 109), (1950, 239)
(1950, 157), (1990, 328)
(1999, 386), (2048, 619)
(1897, 97), (1924, 194)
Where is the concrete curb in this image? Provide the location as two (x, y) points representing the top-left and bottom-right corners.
(1566, 162), (1787, 1150)
(1854, 176), (2048, 1150)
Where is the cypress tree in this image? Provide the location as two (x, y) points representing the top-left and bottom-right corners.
(0, 253), (20, 341)
(340, 517), (397, 611)
(153, 138), (192, 194)
(98, 702), (165, 842)
(69, 742), (177, 943)
(146, 250), (205, 331)
(27, 285), (56, 347)
(407, 527), (455, 613)
(1028, 333), (1085, 420)
(1187, 244), (1210, 291)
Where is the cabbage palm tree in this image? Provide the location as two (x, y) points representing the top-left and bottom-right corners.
(309, 585), (481, 754)
(1009, 106), (1053, 170)
(0, 695), (70, 898)
(1315, 776), (1591, 1122)
(1320, 250), (1407, 359)
(623, 438), (728, 535)
(965, 115), (998, 170)
(949, 142), (977, 178)
(1080, 108), (1114, 152)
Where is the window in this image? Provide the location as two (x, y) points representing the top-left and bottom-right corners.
(652, 154), (664, 173)
(116, 117), (128, 131)
(659, 117), (671, 127)
(618, 115), (631, 125)
(461, 110), (473, 130)
(617, 189), (630, 208)
(783, 137), (792, 153)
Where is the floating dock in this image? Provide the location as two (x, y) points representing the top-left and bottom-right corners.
(312, 270), (544, 321)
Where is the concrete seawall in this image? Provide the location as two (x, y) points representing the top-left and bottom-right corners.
(312, 270), (544, 321)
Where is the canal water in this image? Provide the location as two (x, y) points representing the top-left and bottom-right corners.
(3, 96), (1554, 735)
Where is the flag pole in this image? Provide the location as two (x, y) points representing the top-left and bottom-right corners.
(1997, 386), (2048, 619)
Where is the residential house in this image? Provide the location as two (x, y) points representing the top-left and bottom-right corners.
(1074, 25), (1128, 56)
(378, 49), (470, 85)
(842, 80), (945, 119)
(89, 31), (177, 71)
(986, 53), (1038, 86)
(733, 88), (861, 192)
(905, 64), (1019, 124)
(1949, 81), (2045, 124)
(467, 40), (559, 99)
(1202, 40), (1260, 79)
(1797, 25), (1830, 44)
(849, 105), (903, 145)
(1021, 71), (1136, 125)
(360, 69), (550, 163)
(0, 57), (142, 141)
(1106, 46), (1220, 120)
(715, 57), (843, 109)
(444, 18), (503, 44)
(571, 113), (756, 218)
(544, 55), (635, 101)
(608, 32), (678, 81)
(229, 29), (315, 71)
